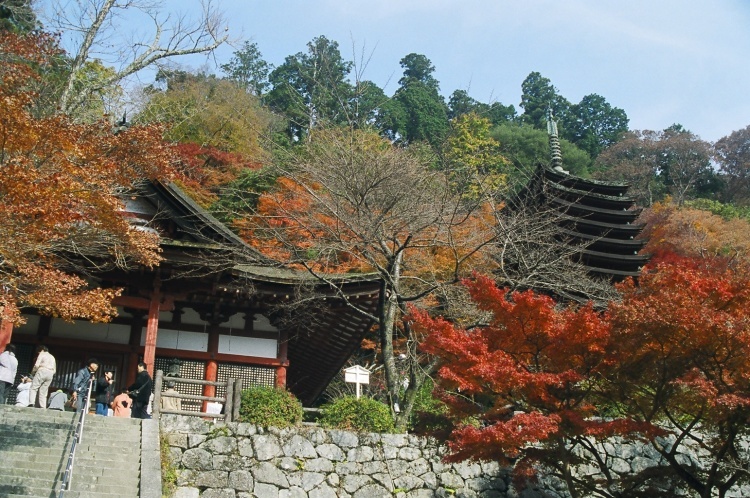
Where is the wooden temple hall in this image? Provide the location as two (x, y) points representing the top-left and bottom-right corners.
(0, 181), (380, 408)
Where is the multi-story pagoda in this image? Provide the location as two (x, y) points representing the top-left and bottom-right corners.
(519, 109), (650, 281)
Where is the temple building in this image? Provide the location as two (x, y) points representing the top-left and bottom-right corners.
(1, 180), (380, 407)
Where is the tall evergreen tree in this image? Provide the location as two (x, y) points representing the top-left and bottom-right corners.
(519, 71), (570, 130)
(381, 53), (449, 146)
(267, 36), (354, 141)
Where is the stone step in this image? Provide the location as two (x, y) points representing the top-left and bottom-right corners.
(62, 492), (139, 498)
(69, 481), (140, 495)
(2, 450), (71, 467)
(0, 483), (56, 498)
(0, 468), (65, 482)
(0, 422), (139, 432)
(0, 470), (140, 492)
(1, 406), (77, 421)
(0, 405), (142, 498)
(0, 430), (141, 449)
(0, 420), (76, 431)
(0, 477), (60, 496)
(0, 458), (141, 482)
(0, 406), (141, 426)
(0, 423), (137, 436)
(1, 450), (141, 469)
(0, 440), (140, 455)
(0, 484), (140, 498)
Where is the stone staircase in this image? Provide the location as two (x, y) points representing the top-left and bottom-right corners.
(0, 404), (142, 498)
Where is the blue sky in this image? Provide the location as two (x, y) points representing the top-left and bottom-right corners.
(206, 0), (749, 143)
(41, 0), (750, 143)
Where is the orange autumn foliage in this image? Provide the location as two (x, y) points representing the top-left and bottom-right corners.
(0, 31), (173, 323)
(640, 200), (750, 266)
(172, 142), (263, 208)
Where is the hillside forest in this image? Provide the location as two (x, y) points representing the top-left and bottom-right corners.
(3, 2), (750, 497)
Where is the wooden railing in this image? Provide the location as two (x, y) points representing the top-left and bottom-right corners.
(152, 369), (243, 422)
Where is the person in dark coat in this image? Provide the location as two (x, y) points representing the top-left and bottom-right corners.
(94, 370), (115, 416)
(70, 358), (99, 411)
(128, 362), (152, 419)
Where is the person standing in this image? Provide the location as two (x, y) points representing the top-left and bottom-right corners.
(128, 362), (152, 419)
(94, 370), (114, 416)
(111, 388), (131, 418)
(70, 358), (99, 411)
(29, 345), (56, 409)
(0, 344), (18, 404)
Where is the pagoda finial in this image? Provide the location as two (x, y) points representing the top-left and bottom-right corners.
(546, 106), (565, 172)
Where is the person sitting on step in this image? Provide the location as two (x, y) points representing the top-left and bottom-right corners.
(15, 375), (31, 407)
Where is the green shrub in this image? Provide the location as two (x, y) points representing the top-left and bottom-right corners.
(319, 396), (395, 433)
(238, 386), (303, 428)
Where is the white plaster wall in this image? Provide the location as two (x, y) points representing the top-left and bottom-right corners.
(223, 312), (246, 330)
(218, 335), (277, 358)
(143, 328), (208, 352)
(50, 318), (131, 344)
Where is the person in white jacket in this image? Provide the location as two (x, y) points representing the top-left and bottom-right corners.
(15, 376), (31, 406)
(29, 345), (56, 409)
(0, 344), (19, 404)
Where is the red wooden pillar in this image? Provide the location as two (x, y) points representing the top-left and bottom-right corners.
(143, 288), (161, 378)
(203, 322), (220, 411)
(0, 318), (12, 350)
(275, 365), (287, 389)
(276, 330), (288, 389)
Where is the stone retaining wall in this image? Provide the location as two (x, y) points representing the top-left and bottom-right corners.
(161, 415), (511, 498)
(161, 416), (750, 498)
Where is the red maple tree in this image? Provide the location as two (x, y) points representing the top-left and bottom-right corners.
(414, 253), (750, 497)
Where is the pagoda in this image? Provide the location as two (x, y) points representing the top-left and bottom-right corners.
(520, 109), (649, 280)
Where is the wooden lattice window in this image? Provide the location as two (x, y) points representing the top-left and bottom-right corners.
(154, 357), (206, 413)
(217, 363), (276, 398)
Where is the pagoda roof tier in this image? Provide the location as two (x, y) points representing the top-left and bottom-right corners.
(557, 228), (648, 254)
(558, 215), (645, 238)
(543, 166), (631, 197)
(514, 160), (649, 284)
(545, 181), (636, 211)
(586, 266), (644, 278)
(549, 197), (642, 224)
(578, 248), (651, 266)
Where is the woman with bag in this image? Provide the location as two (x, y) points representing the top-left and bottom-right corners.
(127, 362), (152, 419)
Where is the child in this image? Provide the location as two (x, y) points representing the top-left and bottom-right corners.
(111, 388), (131, 417)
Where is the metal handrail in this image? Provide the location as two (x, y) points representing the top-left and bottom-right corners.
(58, 375), (94, 497)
